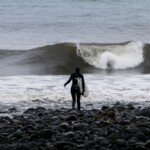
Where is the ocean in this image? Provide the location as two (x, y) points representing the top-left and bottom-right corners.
(0, 0), (150, 114)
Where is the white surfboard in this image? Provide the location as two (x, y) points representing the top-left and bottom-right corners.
(77, 78), (89, 97)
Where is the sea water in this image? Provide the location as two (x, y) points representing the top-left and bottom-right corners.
(0, 0), (150, 49)
(0, 0), (150, 113)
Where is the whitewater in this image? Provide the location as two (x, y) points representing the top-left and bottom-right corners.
(0, 0), (150, 114)
(0, 74), (150, 114)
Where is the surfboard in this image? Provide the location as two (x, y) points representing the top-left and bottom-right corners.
(77, 78), (89, 97)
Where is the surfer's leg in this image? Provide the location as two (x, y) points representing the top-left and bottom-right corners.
(71, 89), (76, 109)
(77, 91), (81, 111)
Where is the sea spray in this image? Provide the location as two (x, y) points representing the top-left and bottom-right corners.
(77, 41), (144, 69)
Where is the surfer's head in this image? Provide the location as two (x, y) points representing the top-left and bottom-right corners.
(75, 67), (80, 73)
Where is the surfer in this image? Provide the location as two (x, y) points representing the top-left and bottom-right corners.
(64, 67), (85, 111)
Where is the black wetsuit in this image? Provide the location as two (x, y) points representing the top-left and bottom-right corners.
(65, 72), (85, 111)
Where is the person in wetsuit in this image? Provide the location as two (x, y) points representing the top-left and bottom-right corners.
(64, 67), (85, 111)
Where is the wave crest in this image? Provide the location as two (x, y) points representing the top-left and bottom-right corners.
(0, 41), (149, 76)
(77, 41), (144, 69)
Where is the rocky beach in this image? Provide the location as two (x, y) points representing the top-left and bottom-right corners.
(0, 102), (150, 150)
(0, 0), (150, 150)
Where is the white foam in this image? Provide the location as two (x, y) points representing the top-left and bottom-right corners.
(77, 41), (144, 69)
(0, 74), (150, 113)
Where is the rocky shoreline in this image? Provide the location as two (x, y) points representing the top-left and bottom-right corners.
(0, 102), (150, 150)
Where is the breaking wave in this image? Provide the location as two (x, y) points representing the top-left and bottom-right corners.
(77, 41), (144, 70)
(0, 41), (150, 76)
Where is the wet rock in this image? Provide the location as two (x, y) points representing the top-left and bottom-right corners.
(0, 135), (8, 144)
(145, 139), (150, 148)
(140, 107), (150, 118)
(107, 133), (120, 141)
(85, 141), (96, 149)
(63, 145), (75, 150)
(51, 115), (59, 121)
(13, 115), (24, 120)
(135, 142), (145, 149)
(115, 139), (127, 148)
(8, 107), (17, 113)
(34, 118), (43, 124)
(72, 123), (89, 131)
(60, 122), (70, 130)
(93, 136), (108, 145)
(17, 143), (31, 150)
(135, 145), (146, 150)
(35, 107), (46, 114)
(4, 143), (18, 150)
(127, 103), (135, 110)
(142, 127), (150, 136)
(114, 102), (126, 111)
(30, 133), (39, 140)
(77, 144), (86, 149)
(64, 131), (75, 138)
(100, 139), (110, 147)
(42, 116), (52, 123)
(24, 108), (35, 114)
(75, 131), (85, 140)
(98, 148), (109, 150)
(118, 119), (130, 125)
(127, 139), (136, 148)
(101, 106), (109, 110)
(8, 129), (23, 138)
(96, 129), (108, 137)
(0, 106), (150, 150)
(84, 111), (95, 118)
(54, 141), (76, 150)
(39, 129), (52, 139)
(126, 125), (141, 134)
(65, 114), (77, 121)
(0, 116), (14, 124)
(135, 132), (146, 141)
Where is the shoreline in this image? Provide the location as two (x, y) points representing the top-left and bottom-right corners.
(0, 102), (150, 150)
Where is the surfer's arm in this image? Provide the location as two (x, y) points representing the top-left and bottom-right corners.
(64, 75), (72, 87)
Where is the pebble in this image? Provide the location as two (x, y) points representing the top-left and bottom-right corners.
(72, 123), (89, 131)
(0, 104), (149, 150)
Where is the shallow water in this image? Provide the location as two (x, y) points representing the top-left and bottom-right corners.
(0, 0), (150, 114)
(0, 74), (150, 114)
